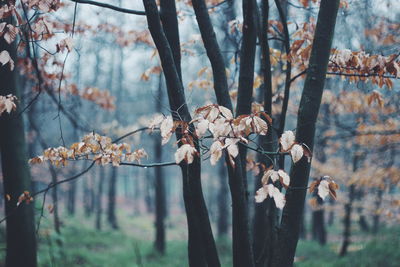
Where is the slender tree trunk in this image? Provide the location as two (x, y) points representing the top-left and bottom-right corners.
(133, 172), (141, 215)
(356, 189), (369, 232)
(142, 1), (220, 265)
(217, 161), (229, 238)
(340, 153), (360, 256)
(372, 188), (383, 234)
(340, 184), (355, 256)
(108, 167), (119, 229)
(145, 170), (154, 213)
(191, 0), (255, 265)
(96, 166), (105, 230)
(67, 178), (77, 215)
(154, 139), (166, 253)
(48, 166), (61, 235)
(83, 174), (92, 217)
(154, 74), (166, 254)
(271, 1), (340, 265)
(311, 192), (326, 245)
(311, 104), (329, 245)
(253, 1), (276, 265)
(0, 13), (37, 266)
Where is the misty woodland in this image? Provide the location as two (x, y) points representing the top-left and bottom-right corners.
(0, 0), (399, 266)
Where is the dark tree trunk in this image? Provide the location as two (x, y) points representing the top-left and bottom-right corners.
(271, 1), (340, 265)
(108, 167), (119, 229)
(340, 153), (360, 256)
(133, 172), (141, 215)
(145, 170), (154, 213)
(154, 138), (166, 253)
(217, 161), (229, 238)
(340, 184), (355, 256)
(96, 166), (105, 230)
(49, 166), (61, 236)
(67, 179), (77, 215)
(191, 0), (255, 265)
(356, 189), (369, 232)
(253, 0), (276, 265)
(0, 13), (37, 266)
(83, 173), (93, 217)
(311, 193), (326, 245)
(311, 104), (329, 245)
(372, 188), (383, 234)
(154, 74), (166, 254)
(142, 1), (220, 265)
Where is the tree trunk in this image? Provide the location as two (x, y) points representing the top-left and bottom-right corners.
(340, 184), (355, 256)
(108, 167), (119, 229)
(217, 161), (229, 238)
(191, 0), (255, 265)
(83, 172), (93, 217)
(372, 188), (383, 234)
(311, 193), (326, 245)
(356, 189), (369, 232)
(67, 178), (77, 215)
(271, 1), (340, 265)
(142, 1), (220, 265)
(154, 74), (166, 254)
(0, 13), (37, 266)
(253, 1), (276, 265)
(311, 104), (329, 245)
(96, 166), (105, 230)
(340, 153), (360, 256)
(48, 166), (61, 236)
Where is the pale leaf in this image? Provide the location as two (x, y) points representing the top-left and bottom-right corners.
(174, 144), (197, 164)
(278, 169), (290, 187)
(317, 180), (330, 200)
(280, 130), (295, 151)
(210, 141), (223, 165)
(291, 144), (304, 163)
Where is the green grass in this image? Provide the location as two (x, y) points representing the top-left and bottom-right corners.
(32, 218), (233, 267)
(295, 228), (400, 267)
(1, 213), (399, 266)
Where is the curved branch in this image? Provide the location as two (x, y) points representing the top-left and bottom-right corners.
(70, 0), (146, 15)
(120, 161), (177, 167)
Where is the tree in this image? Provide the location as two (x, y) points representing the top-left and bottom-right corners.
(11, 0), (400, 266)
(0, 8), (37, 267)
(271, 1), (340, 265)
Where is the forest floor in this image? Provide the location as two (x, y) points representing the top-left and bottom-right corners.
(0, 208), (399, 266)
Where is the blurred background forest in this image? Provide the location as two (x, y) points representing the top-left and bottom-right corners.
(0, 0), (399, 266)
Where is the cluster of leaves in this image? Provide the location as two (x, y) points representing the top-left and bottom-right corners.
(0, 94), (17, 115)
(309, 175), (339, 200)
(67, 85), (116, 110)
(298, 0), (349, 8)
(29, 132), (147, 167)
(273, 20), (400, 89)
(329, 49), (399, 88)
(364, 18), (400, 46)
(254, 130), (313, 209)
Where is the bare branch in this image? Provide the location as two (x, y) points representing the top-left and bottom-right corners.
(70, 0), (145, 15)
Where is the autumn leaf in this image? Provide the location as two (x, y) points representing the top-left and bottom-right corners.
(317, 180), (330, 200)
(0, 94), (17, 115)
(255, 184), (286, 209)
(280, 130), (295, 151)
(196, 118), (209, 136)
(160, 116), (173, 145)
(0, 50), (14, 70)
(291, 144), (304, 163)
(3, 24), (19, 44)
(210, 140), (223, 165)
(175, 144), (197, 164)
(278, 169), (290, 188)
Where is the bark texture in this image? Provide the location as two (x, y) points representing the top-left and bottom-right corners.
(271, 1), (340, 265)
